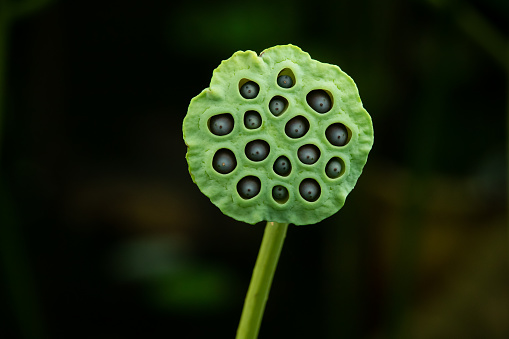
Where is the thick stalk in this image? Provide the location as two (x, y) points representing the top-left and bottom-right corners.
(236, 221), (289, 339)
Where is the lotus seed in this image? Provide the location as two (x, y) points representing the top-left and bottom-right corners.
(326, 158), (343, 178)
(273, 156), (291, 176)
(299, 179), (321, 202)
(326, 123), (348, 146)
(272, 185), (289, 202)
(307, 90), (331, 113)
(277, 75), (293, 88)
(285, 116), (309, 139)
(209, 114), (234, 136)
(297, 144), (320, 165)
(245, 140), (270, 161)
(237, 176), (261, 199)
(269, 97), (287, 116)
(240, 81), (259, 99)
(244, 111), (262, 129)
(213, 149), (236, 174)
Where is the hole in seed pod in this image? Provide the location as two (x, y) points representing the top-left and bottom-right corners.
(299, 178), (321, 202)
(297, 144), (320, 165)
(325, 157), (345, 179)
(237, 176), (261, 199)
(269, 96), (288, 116)
(306, 89), (332, 113)
(208, 114), (234, 136)
(239, 79), (260, 99)
(273, 156), (291, 177)
(285, 116), (309, 139)
(244, 111), (262, 129)
(277, 68), (295, 88)
(245, 140), (270, 161)
(272, 185), (289, 204)
(325, 123), (350, 146)
(212, 149), (236, 174)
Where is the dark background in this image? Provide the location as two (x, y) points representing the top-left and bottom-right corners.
(0, 0), (507, 338)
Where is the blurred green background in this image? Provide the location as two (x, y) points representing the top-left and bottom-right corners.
(0, 0), (507, 338)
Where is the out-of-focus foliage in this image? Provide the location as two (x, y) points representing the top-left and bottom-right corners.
(0, 0), (507, 338)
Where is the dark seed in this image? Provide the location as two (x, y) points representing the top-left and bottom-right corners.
(299, 179), (321, 202)
(212, 149), (236, 174)
(298, 145), (320, 165)
(272, 185), (289, 202)
(326, 158), (343, 178)
(273, 156), (291, 176)
(245, 140), (270, 161)
(209, 114), (234, 136)
(277, 75), (293, 88)
(307, 90), (331, 113)
(269, 97), (287, 116)
(326, 123), (348, 146)
(240, 81), (259, 99)
(285, 116), (309, 139)
(244, 111), (262, 129)
(237, 176), (261, 199)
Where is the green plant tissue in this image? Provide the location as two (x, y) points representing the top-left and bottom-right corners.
(183, 44), (373, 225)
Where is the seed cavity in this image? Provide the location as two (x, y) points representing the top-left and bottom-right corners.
(299, 179), (321, 202)
(325, 157), (344, 179)
(208, 114), (234, 136)
(239, 80), (260, 99)
(273, 156), (291, 176)
(326, 123), (349, 146)
(277, 68), (295, 88)
(244, 110), (262, 129)
(285, 116), (309, 139)
(306, 90), (332, 113)
(277, 75), (293, 89)
(297, 144), (320, 165)
(272, 185), (289, 203)
(245, 140), (270, 161)
(237, 176), (261, 199)
(212, 149), (236, 174)
(269, 96), (288, 116)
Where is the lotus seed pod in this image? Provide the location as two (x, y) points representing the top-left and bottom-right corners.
(183, 44), (374, 225)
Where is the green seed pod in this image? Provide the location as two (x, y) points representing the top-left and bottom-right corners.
(183, 45), (373, 225)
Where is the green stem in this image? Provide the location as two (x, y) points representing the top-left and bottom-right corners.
(236, 221), (289, 339)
